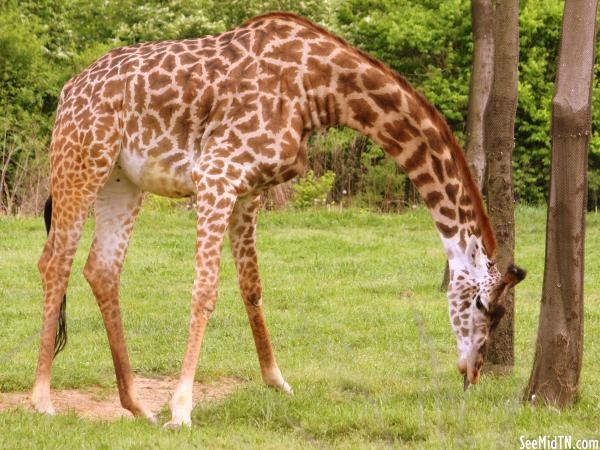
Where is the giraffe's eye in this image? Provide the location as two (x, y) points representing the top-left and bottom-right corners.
(475, 295), (486, 312)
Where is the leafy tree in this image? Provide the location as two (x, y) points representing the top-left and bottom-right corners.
(337, 0), (472, 138)
(1, 0), (599, 212)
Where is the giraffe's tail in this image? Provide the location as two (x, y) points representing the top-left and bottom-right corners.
(43, 196), (68, 357)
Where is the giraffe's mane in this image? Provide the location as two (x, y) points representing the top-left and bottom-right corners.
(242, 12), (497, 260)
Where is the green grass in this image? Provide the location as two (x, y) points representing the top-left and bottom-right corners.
(1, 205), (599, 449)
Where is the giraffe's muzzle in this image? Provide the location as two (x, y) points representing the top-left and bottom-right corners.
(457, 354), (482, 387)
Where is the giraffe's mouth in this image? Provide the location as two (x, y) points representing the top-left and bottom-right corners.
(468, 367), (481, 384)
(464, 368), (481, 390)
(458, 355), (482, 388)
(466, 355), (483, 387)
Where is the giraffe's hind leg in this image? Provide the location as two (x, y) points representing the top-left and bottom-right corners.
(82, 168), (155, 422)
(229, 194), (292, 393)
(32, 210), (89, 414)
(32, 144), (114, 414)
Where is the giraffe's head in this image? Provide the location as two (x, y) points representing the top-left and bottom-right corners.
(447, 236), (526, 388)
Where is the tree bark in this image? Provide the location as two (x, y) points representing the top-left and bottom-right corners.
(465, 0), (494, 189)
(483, 0), (519, 369)
(525, 0), (597, 407)
(440, 0), (495, 291)
(262, 182), (294, 209)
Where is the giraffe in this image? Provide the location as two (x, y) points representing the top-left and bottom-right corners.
(32, 12), (526, 427)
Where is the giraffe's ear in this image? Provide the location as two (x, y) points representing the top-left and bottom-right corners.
(501, 264), (527, 289)
(490, 263), (527, 305)
(465, 235), (485, 273)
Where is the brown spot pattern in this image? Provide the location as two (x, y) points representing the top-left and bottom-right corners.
(36, 12), (500, 428)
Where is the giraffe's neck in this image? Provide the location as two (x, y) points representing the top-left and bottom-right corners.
(325, 63), (497, 274)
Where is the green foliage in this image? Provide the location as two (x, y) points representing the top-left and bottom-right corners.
(307, 129), (409, 212)
(0, 6), (56, 123)
(1, 0), (599, 210)
(143, 193), (190, 213)
(338, 0), (599, 205)
(354, 145), (406, 212)
(338, 0), (472, 139)
(291, 170), (335, 209)
(589, 169), (600, 212)
(513, 0), (561, 203)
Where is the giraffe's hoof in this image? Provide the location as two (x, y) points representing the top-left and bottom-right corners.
(263, 370), (293, 394)
(163, 417), (192, 429)
(125, 401), (156, 424)
(270, 380), (293, 395)
(280, 381), (293, 394)
(31, 397), (56, 416)
(136, 406), (157, 424)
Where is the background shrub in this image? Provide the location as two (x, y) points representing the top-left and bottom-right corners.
(291, 170), (336, 209)
(1, 0), (598, 213)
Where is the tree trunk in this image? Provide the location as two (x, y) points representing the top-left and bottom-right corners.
(524, 0), (597, 407)
(483, 0), (519, 370)
(465, 0), (494, 189)
(440, 0), (495, 291)
(261, 182), (294, 210)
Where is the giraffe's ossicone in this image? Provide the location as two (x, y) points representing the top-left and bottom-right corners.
(32, 12), (525, 427)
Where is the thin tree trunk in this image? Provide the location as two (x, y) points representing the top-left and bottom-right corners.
(466, 0), (494, 189)
(524, 0), (597, 407)
(441, 0), (495, 291)
(483, 0), (519, 370)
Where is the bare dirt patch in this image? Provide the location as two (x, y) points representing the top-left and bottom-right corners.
(0, 376), (244, 421)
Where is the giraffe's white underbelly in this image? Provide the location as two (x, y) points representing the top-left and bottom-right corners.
(117, 145), (197, 198)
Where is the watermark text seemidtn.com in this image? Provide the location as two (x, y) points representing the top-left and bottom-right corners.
(520, 435), (599, 450)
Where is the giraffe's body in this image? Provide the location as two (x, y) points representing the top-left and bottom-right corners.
(33, 13), (524, 427)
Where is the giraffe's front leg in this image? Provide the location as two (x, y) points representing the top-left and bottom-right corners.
(229, 194), (292, 394)
(165, 173), (238, 429)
